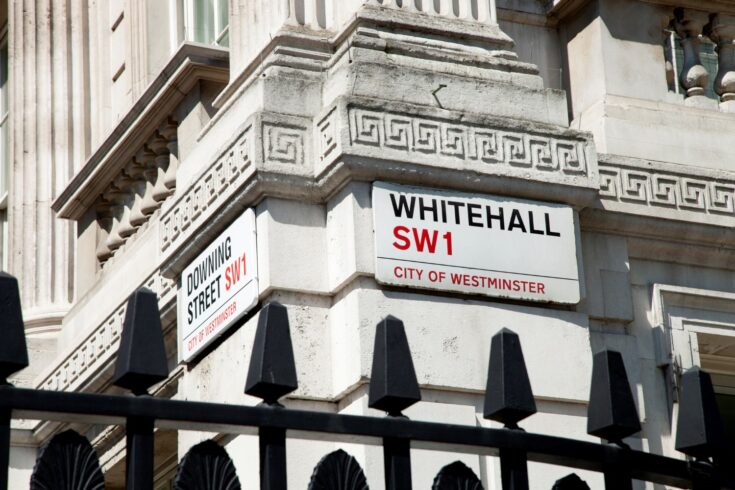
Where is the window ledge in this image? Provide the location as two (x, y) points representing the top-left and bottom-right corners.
(52, 42), (229, 221)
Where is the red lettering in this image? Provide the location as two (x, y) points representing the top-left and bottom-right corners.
(413, 228), (438, 253)
(443, 231), (453, 255)
(393, 226), (411, 250)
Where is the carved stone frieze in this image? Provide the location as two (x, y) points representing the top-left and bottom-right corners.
(161, 124), (253, 252)
(160, 112), (310, 252)
(598, 156), (735, 226)
(316, 98), (598, 191)
(37, 273), (175, 392)
(346, 107), (589, 173)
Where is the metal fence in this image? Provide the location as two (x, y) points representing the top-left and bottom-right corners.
(0, 272), (731, 489)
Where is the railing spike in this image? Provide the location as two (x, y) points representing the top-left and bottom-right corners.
(111, 287), (168, 395)
(0, 273), (28, 384)
(675, 367), (727, 460)
(245, 302), (298, 405)
(368, 315), (421, 416)
(483, 328), (536, 427)
(587, 350), (641, 443)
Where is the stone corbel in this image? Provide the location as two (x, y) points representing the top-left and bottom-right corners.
(95, 198), (113, 262)
(148, 133), (171, 203)
(705, 13), (735, 110)
(125, 159), (148, 228)
(136, 146), (159, 216)
(673, 8), (710, 99)
(103, 178), (129, 252)
(159, 120), (178, 193)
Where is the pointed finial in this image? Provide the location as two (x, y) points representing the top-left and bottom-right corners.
(0, 273), (28, 383)
(368, 316), (421, 416)
(483, 328), (536, 427)
(587, 350), (641, 442)
(112, 288), (168, 395)
(245, 302), (298, 405)
(675, 367), (727, 459)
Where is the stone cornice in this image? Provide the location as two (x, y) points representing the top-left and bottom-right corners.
(597, 154), (735, 228)
(52, 43), (229, 220)
(212, 4), (519, 112)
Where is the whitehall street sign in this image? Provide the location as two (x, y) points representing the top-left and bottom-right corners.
(372, 182), (581, 304)
(178, 209), (258, 362)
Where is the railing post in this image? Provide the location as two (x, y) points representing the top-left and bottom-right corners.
(0, 273), (30, 490)
(125, 416), (155, 490)
(111, 288), (169, 490)
(601, 445), (632, 490)
(259, 426), (287, 490)
(675, 368), (727, 489)
(245, 302), (298, 490)
(586, 350), (640, 490)
(0, 407), (9, 490)
(383, 436), (412, 490)
(483, 329), (536, 490)
(499, 448), (529, 490)
(368, 316), (422, 490)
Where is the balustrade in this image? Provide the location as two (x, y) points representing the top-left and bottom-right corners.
(670, 8), (735, 110)
(707, 14), (735, 104)
(673, 8), (710, 98)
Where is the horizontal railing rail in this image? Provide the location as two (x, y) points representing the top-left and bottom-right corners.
(0, 385), (712, 488)
(0, 275), (730, 489)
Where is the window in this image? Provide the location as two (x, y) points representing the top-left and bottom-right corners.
(172, 0), (229, 49)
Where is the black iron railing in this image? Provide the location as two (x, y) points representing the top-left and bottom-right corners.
(0, 272), (730, 489)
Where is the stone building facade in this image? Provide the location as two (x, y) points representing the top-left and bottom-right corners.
(3, 0), (735, 488)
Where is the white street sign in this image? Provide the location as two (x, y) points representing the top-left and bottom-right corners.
(178, 209), (258, 362)
(373, 182), (581, 304)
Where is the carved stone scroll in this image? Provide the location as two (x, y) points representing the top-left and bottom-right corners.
(174, 440), (241, 490)
(30, 430), (105, 490)
(307, 449), (369, 490)
(432, 461), (484, 490)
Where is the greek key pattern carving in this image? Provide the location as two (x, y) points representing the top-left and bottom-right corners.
(38, 273), (175, 392)
(318, 108), (337, 161)
(264, 123), (305, 165)
(345, 108), (589, 175)
(161, 127), (252, 250)
(599, 164), (735, 215)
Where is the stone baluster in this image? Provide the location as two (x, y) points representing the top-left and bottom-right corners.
(476, 0), (495, 24)
(126, 158), (148, 228)
(104, 177), (130, 253)
(401, 0), (417, 13)
(148, 133), (172, 202)
(673, 8), (710, 99)
(285, 0), (299, 25)
(706, 14), (735, 109)
(437, 0), (452, 17)
(422, 0), (439, 15)
(457, 0), (472, 20)
(136, 146), (160, 216)
(95, 199), (114, 262)
(302, 0), (320, 27)
(159, 120), (179, 194)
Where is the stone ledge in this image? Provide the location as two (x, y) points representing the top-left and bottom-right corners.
(597, 154), (735, 228)
(318, 96), (598, 193)
(52, 43), (230, 221)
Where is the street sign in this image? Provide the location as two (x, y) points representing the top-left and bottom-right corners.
(373, 182), (581, 303)
(178, 209), (258, 362)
